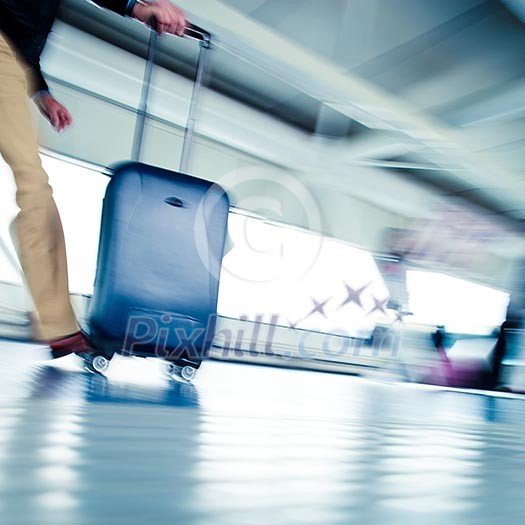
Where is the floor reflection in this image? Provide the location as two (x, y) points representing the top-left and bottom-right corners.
(1, 341), (525, 524)
(28, 364), (200, 409)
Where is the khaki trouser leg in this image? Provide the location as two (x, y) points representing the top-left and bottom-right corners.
(0, 33), (78, 341)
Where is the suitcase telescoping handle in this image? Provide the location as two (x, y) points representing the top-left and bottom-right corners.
(184, 22), (211, 46)
(131, 18), (211, 170)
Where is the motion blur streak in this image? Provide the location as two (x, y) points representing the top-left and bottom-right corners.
(1, 344), (525, 524)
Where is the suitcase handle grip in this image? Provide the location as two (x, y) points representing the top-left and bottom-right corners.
(164, 196), (184, 208)
(149, 18), (211, 46)
(184, 22), (211, 46)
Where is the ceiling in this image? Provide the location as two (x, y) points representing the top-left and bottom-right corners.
(217, 0), (525, 219)
(58, 0), (525, 227)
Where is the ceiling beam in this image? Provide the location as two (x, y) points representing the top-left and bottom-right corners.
(167, 0), (525, 220)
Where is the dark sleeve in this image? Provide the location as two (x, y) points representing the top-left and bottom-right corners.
(91, 0), (137, 17)
(33, 62), (49, 93)
(27, 60), (49, 97)
(26, 0), (136, 96)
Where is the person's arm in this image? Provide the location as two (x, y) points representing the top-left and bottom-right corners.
(129, 0), (187, 35)
(29, 58), (73, 132)
(32, 64), (50, 95)
(93, 0), (187, 35)
(37, 0), (186, 131)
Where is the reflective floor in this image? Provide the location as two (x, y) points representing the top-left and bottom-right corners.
(1, 340), (525, 525)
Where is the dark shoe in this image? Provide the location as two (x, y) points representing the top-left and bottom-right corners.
(49, 331), (96, 359)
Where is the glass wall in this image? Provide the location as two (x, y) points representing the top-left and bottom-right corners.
(219, 211), (390, 337)
(1, 154), (390, 340)
(0, 154), (108, 295)
(406, 270), (509, 335)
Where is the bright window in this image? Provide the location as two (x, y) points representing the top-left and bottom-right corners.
(218, 212), (390, 337)
(0, 157), (21, 285)
(1, 154), (390, 338)
(406, 270), (509, 335)
(0, 154), (108, 295)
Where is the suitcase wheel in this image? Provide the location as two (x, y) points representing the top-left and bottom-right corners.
(80, 353), (112, 375)
(164, 362), (197, 383)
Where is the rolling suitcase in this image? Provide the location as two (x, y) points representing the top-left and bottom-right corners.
(87, 22), (229, 381)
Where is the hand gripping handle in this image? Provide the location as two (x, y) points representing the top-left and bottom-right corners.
(184, 22), (211, 47)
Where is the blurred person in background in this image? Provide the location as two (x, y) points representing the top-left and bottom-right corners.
(0, 0), (186, 357)
(377, 227), (411, 315)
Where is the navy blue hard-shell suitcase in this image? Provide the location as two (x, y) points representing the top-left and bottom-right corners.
(87, 23), (228, 381)
(89, 163), (229, 371)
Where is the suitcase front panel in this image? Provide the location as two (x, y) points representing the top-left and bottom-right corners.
(89, 162), (229, 357)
